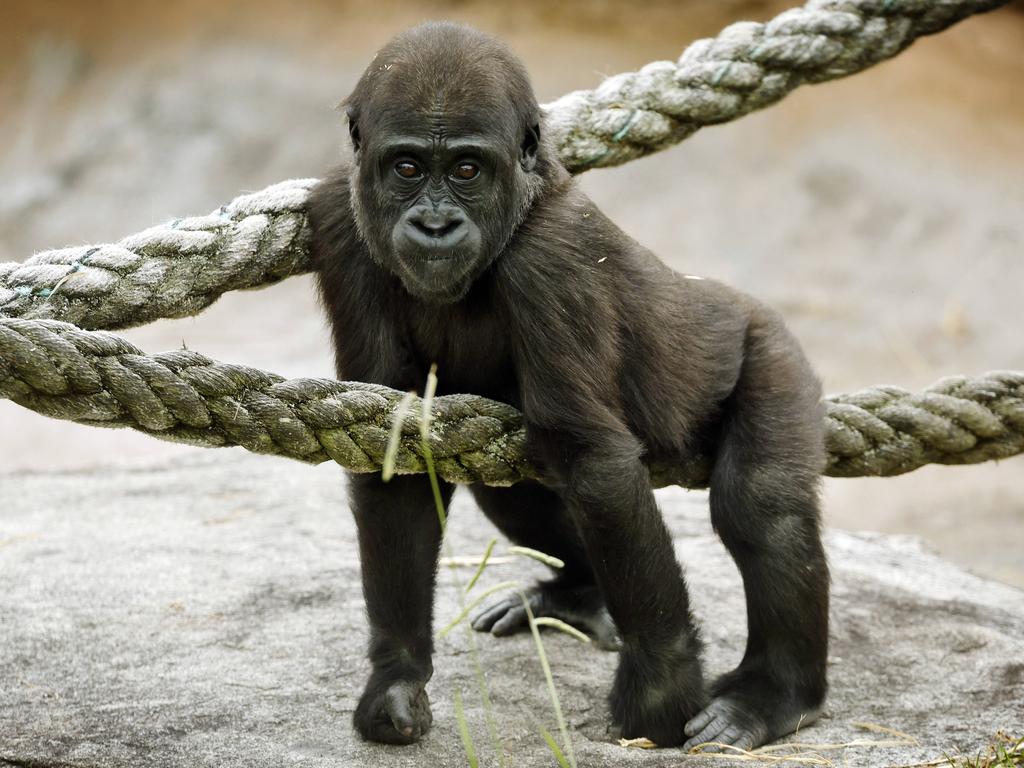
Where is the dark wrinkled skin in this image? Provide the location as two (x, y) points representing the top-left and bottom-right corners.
(310, 22), (829, 752)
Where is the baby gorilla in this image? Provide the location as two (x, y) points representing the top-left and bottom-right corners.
(310, 22), (829, 752)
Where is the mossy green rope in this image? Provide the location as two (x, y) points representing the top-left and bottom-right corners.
(2, 319), (1021, 486)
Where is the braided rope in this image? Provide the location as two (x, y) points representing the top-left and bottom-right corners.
(0, 180), (316, 331)
(546, 0), (1012, 171)
(0, 0), (1008, 331)
(3, 319), (1021, 485)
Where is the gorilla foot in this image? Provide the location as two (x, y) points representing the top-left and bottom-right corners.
(353, 677), (433, 745)
(610, 637), (706, 747)
(471, 581), (621, 650)
(682, 673), (823, 752)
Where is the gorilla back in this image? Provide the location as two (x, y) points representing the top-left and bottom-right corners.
(310, 21), (829, 752)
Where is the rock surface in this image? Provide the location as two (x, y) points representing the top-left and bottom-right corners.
(1, 452), (1022, 767)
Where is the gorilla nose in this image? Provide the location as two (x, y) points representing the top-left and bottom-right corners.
(408, 208), (466, 246)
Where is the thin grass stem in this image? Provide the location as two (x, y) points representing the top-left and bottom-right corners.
(454, 688), (479, 768)
(466, 538), (498, 593)
(537, 721), (573, 768)
(438, 581), (521, 639)
(520, 591), (576, 768)
(508, 545), (565, 569)
(531, 617), (591, 644)
(414, 370), (508, 766)
(381, 390), (416, 482)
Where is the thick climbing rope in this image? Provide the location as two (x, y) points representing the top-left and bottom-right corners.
(1, 319), (1021, 485)
(0, 180), (316, 331)
(1, 0), (1020, 483)
(0, 0), (1009, 331)
(545, 0), (1013, 171)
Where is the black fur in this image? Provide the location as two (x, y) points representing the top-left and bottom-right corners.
(309, 22), (829, 750)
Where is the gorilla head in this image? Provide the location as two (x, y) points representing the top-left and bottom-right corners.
(343, 23), (547, 303)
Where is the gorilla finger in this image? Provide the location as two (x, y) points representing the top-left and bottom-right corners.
(364, 714), (417, 745)
(384, 684), (418, 737)
(491, 604), (529, 636)
(726, 730), (757, 752)
(682, 715), (727, 752)
(590, 611), (622, 651)
(716, 724), (746, 749)
(471, 599), (516, 631)
(684, 706), (717, 737)
(594, 630), (623, 652)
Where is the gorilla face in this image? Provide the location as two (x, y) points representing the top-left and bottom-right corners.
(350, 116), (537, 303)
(342, 24), (542, 304)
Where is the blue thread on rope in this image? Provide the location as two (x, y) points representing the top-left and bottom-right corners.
(584, 147), (612, 167)
(15, 286), (31, 297)
(712, 62), (733, 86)
(612, 110), (640, 142)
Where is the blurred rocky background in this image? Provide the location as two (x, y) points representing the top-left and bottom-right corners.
(1, 0), (1022, 586)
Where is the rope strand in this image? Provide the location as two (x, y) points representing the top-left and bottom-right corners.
(2, 319), (1020, 485)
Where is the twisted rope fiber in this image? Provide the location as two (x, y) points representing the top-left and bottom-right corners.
(544, 0), (1012, 171)
(2, 319), (1022, 485)
(0, 179), (315, 332)
(0, 0), (1008, 332)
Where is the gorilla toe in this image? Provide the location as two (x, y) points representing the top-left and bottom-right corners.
(471, 582), (621, 650)
(354, 679), (433, 745)
(682, 697), (767, 752)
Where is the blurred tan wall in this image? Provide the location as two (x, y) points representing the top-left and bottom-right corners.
(1, 0), (1022, 585)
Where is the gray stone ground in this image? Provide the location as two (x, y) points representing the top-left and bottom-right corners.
(1, 452), (1021, 767)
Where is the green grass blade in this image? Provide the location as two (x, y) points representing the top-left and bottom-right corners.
(381, 390), (417, 482)
(509, 546), (565, 569)
(421, 364), (438, 442)
(466, 538), (498, 594)
(466, 630), (509, 768)
(422, 441), (448, 532)
(419, 367), (447, 532)
(520, 591), (577, 768)
(532, 617), (591, 644)
(438, 580), (520, 639)
(420, 366), (508, 765)
(536, 721), (573, 768)
(454, 688), (479, 768)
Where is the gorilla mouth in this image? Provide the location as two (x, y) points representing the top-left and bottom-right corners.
(399, 246), (471, 267)
(394, 249), (483, 303)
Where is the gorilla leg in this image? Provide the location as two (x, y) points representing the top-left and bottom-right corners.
(469, 482), (620, 650)
(350, 473), (454, 745)
(539, 432), (706, 747)
(684, 325), (829, 752)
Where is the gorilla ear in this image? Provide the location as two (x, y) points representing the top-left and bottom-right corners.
(520, 123), (540, 172)
(346, 106), (362, 156)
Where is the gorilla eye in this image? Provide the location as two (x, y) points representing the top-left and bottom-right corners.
(395, 161), (421, 179)
(451, 162), (479, 181)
